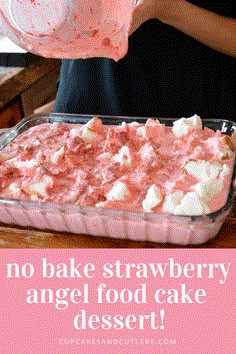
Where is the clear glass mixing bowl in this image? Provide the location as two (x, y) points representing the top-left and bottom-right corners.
(0, 0), (138, 61)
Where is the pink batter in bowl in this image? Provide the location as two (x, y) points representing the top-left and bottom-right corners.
(0, 0), (138, 61)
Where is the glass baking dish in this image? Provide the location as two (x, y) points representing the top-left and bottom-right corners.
(0, 113), (235, 245)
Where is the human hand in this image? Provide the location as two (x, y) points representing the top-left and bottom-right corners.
(129, 0), (154, 35)
(129, 0), (184, 35)
(129, 0), (236, 57)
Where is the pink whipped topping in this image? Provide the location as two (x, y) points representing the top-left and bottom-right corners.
(0, 115), (235, 216)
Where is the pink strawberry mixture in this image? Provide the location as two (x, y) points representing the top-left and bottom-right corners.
(0, 116), (235, 216)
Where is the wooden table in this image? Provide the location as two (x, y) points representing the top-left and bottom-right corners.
(0, 198), (235, 248)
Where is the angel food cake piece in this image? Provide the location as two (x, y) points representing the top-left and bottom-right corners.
(0, 115), (235, 216)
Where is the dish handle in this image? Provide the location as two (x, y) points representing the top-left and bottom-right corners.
(0, 128), (10, 137)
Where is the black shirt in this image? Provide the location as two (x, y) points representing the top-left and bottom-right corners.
(54, 1), (236, 121)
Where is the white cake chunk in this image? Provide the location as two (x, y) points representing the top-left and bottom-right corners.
(106, 182), (130, 201)
(137, 126), (146, 137)
(162, 190), (185, 213)
(97, 152), (113, 160)
(80, 127), (96, 142)
(50, 146), (65, 164)
(79, 117), (105, 142)
(184, 160), (222, 180)
(12, 158), (38, 169)
(174, 192), (210, 215)
(195, 178), (223, 202)
(112, 145), (132, 167)
(172, 114), (202, 137)
(9, 182), (20, 194)
(83, 117), (98, 130)
(24, 176), (53, 196)
(142, 184), (163, 212)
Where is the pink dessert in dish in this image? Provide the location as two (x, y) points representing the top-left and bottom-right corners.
(0, 113), (235, 245)
(0, 114), (234, 214)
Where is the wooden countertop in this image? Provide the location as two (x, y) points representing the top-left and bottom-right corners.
(0, 58), (61, 110)
(0, 198), (235, 249)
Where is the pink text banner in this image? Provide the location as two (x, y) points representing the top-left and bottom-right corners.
(0, 248), (235, 353)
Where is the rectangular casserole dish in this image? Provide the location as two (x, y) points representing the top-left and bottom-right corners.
(0, 113), (235, 245)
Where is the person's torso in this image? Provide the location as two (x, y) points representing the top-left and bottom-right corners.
(54, 0), (236, 120)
